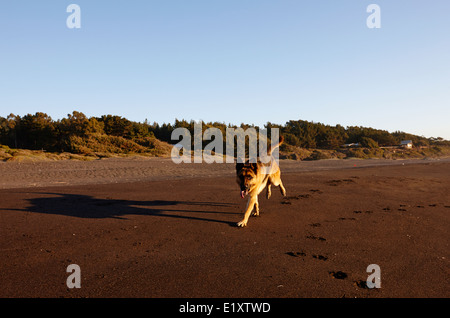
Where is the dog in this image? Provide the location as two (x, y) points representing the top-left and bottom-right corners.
(235, 136), (286, 227)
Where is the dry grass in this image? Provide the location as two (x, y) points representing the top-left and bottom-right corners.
(2, 142), (449, 163)
(0, 134), (173, 162)
(279, 144), (450, 161)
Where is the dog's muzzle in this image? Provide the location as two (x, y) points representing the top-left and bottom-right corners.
(240, 185), (249, 199)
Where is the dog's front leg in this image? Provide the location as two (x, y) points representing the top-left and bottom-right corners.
(237, 196), (257, 227)
(253, 196), (259, 216)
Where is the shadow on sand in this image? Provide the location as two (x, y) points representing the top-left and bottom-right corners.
(8, 192), (239, 226)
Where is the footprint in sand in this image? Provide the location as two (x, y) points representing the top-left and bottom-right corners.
(281, 193), (317, 205)
(286, 251), (306, 258)
(338, 217), (356, 221)
(329, 271), (348, 279)
(353, 210), (373, 214)
(327, 179), (355, 186)
(286, 252), (328, 261)
(354, 280), (368, 289)
(312, 254), (328, 261)
(281, 189), (324, 205)
(306, 234), (326, 242)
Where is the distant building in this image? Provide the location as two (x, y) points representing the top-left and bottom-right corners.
(341, 142), (360, 148)
(400, 140), (413, 148)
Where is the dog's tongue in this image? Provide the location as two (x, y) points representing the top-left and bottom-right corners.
(240, 191), (245, 199)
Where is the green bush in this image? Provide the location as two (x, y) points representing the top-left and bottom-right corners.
(360, 137), (379, 148)
(68, 134), (147, 155)
(306, 150), (333, 160)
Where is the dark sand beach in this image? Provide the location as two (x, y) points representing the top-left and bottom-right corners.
(0, 157), (449, 298)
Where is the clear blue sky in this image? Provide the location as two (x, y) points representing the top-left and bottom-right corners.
(1, 0), (449, 139)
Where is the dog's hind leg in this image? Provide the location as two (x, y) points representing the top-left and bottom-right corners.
(266, 180), (272, 199)
(270, 171), (287, 197)
(279, 180), (286, 196)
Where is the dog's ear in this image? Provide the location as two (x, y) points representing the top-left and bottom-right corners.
(250, 162), (258, 173)
(236, 162), (244, 174)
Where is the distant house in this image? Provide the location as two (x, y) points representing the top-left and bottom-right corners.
(341, 142), (360, 148)
(400, 140), (413, 148)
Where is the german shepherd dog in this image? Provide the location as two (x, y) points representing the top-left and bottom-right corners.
(235, 136), (286, 227)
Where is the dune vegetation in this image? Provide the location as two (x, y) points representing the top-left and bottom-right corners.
(1, 111), (449, 162)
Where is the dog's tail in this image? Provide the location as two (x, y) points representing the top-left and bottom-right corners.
(268, 135), (284, 156)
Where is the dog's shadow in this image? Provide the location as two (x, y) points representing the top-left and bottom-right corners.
(12, 192), (239, 226)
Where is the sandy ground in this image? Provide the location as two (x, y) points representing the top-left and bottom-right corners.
(1, 156), (448, 189)
(0, 157), (449, 298)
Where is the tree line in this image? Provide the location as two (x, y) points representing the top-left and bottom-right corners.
(0, 111), (447, 154)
